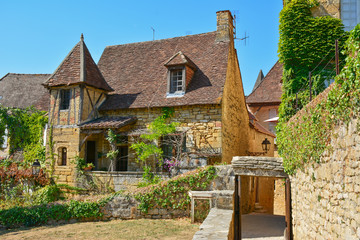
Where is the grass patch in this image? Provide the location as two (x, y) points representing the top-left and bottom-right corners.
(0, 218), (200, 240)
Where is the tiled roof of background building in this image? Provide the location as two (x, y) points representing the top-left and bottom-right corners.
(246, 61), (283, 105)
(98, 32), (229, 110)
(0, 73), (50, 111)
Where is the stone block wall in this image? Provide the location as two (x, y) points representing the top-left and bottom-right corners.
(49, 127), (80, 186)
(291, 117), (360, 239)
(104, 104), (222, 171)
(311, 0), (340, 19)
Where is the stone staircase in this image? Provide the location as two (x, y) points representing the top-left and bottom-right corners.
(254, 202), (267, 214)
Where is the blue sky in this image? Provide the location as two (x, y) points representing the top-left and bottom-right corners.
(0, 0), (282, 95)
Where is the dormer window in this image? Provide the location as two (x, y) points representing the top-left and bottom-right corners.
(60, 89), (70, 110)
(165, 51), (196, 98)
(170, 68), (185, 94)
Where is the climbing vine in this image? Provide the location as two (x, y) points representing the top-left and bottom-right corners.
(277, 25), (360, 174)
(278, 0), (347, 122)
(134, 166), (217, 213)
(0, 106), (48, 164)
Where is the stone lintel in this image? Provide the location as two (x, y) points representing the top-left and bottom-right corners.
(231, 156), (288, 178)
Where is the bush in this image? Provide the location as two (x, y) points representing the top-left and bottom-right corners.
(34, 185), (62, 205)
(0, 199), (104, 228)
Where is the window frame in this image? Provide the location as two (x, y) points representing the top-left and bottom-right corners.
(167, 67), (185, 96)
(60, 147), (67, 166)
(60, 89), (71, 110)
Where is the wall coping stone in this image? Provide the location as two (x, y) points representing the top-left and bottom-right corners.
(192, 208), (233, 240)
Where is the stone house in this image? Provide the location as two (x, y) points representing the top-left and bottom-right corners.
(246, 61), (283, 136)
(0, 73), (50, 158)
(39, 10), (275, 194)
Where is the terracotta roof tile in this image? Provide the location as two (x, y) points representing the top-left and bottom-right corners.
(98, 32), (229, 110)
(0, 73), (50, 111)
(44, 36), (113, 92)
(246, 61), (283, 104)
(80, 116), (137, 129)
(250, 121), (276, 138)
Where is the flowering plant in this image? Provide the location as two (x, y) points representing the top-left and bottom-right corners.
(163, 158), (179, 173)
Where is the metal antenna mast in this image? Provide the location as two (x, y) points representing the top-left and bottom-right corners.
(238, 32), (249, 46)
(232, 11), (250, 46)
(151, 27), (155, 41)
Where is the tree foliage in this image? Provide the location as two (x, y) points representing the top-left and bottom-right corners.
(130, 108), (179, 167)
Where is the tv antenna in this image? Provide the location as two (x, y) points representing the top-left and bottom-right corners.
(232, 10), (250, 46)
(238, 32), (250, 45)
(151, 27), (155, 41)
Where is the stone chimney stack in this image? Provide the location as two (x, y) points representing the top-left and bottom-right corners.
(216, 10), (234, 42)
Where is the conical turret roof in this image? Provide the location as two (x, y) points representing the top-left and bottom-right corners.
(44, 34), (113, 92)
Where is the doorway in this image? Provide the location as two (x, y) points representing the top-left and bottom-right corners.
(116, 146), (128, 171)
(86, 141), (96, 168)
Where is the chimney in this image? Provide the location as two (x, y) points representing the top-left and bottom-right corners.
(216, 10), (234, 42)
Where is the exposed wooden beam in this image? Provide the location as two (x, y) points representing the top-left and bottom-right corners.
(50, 90), (59, 125)
(86, 87), (97, 119)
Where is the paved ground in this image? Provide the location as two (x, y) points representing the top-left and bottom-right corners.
(193, 210), (285, 240)
(242, 213), (286, 240)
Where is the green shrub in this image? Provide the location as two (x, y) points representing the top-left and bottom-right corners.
(0, 199), (104, 228)
(134, 166), (217, 213)
(34, 185), (62, 205)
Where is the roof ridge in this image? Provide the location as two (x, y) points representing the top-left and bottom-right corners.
(5, 73), (51, 76)
(105, 31), (217, 49)
(0, 73), (10, 81)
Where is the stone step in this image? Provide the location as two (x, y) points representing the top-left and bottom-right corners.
(254, 203), (267, 213)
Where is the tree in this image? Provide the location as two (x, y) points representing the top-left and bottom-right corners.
(130, 108), (179, 171)
(106, 129), (119, 172)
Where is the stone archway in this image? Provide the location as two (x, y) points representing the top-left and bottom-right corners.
(231, 156), (292, 240)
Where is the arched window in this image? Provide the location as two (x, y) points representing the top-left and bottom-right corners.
(61, 147), (67, 166)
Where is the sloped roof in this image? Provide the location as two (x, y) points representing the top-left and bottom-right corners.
(98, 32), (229, 110)
(246, 61), (283, 105)
(250, 120), (276, 138)
(80, 116), (137, 129)
(44, 35), (113, 92)
(0, 73), (50, 111)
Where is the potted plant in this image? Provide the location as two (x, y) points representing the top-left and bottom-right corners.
(83, 163), (95, 171)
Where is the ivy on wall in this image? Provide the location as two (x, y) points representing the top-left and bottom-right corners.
(0, 106), (48, 164)
(134, 166), (217, 213)
(277, 25), (360, 174)
(278, 0), (347, 122)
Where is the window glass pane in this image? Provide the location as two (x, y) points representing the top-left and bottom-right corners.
(170, 69), (183, 93)
(60, 89), (71, 110)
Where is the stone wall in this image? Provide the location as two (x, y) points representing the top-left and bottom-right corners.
(99, 104), (222, 171)
(221, 34), (250, 164)
(311, 0), (340, 19)
(291, 117), (360, 239)
(49, 127), (80, 186)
